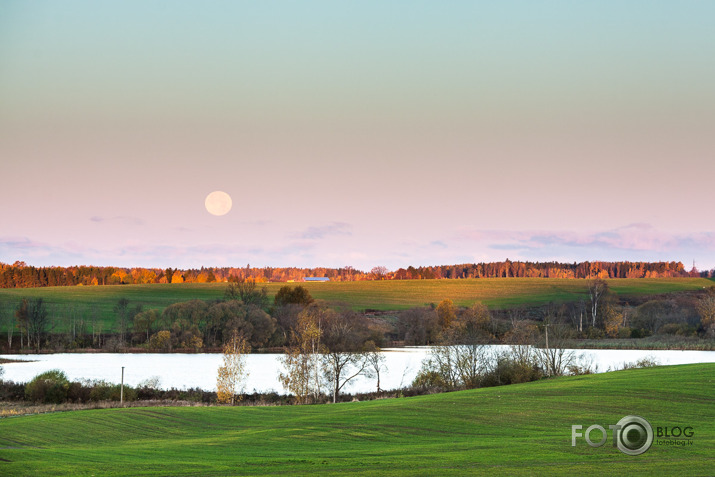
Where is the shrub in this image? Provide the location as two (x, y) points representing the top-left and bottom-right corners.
(411, 369), (449, 391)
(67, 381), (91, 403)
(620, 355), (661, 370)
(630, 328), (650, 339)
(481, 357), (543, 387)
(658, 323), (696, 336)
(25, 369), (70, 403)
(0, 379), (25, 401)
(89, 380), (137, 402)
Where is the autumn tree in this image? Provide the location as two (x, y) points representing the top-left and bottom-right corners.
(279, 302), (327, 403)
(457, 303), (493, 340)
(696, 290), (715, 337)
(370, 266), (388, 280)
(602, 305), (624, 338)
(216, 331), (250, 404)
(436, 299), (456, 329)
(396, 307), (439, 345)
(149, 330), (171, 351)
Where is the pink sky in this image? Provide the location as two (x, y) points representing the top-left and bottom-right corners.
(1, 2), (714, 272)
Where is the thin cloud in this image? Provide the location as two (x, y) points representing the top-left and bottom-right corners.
(456, 224), (715, 253)
(90, 216), (144, 226)
(299, 222), (352, 240)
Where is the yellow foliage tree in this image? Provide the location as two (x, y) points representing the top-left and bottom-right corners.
(436, 299), (456, 329)
(279, 303), (326, 403)
(696, 293), (715, 337)
(216, 332), (250, 405)
(603, 307), (623, 338)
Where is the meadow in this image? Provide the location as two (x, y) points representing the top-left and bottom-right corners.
(0, 277), (711, 332)
(0, 363), (712, 476)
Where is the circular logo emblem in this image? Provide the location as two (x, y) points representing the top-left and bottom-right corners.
(615, 415), (653, 456)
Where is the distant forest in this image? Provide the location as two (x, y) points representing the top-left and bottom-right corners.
(0, 260), (709, 289)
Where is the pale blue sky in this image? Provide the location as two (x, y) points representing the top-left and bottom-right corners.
(1, 1), (714, 271)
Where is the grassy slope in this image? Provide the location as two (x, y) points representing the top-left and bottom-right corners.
(0, 277), (710, 332)
(0, 363), (713, 476)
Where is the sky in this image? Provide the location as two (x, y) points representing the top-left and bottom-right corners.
(1, 1), (714, 272)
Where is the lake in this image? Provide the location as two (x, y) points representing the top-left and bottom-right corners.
(2, 347), (714, 394)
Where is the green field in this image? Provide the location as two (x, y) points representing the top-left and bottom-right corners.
(0, 363), (712, 476)
(0, 278), (711, 332)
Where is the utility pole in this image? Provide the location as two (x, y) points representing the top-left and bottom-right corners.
(120, 366), (125, 406)
(544, 322), (550, 351)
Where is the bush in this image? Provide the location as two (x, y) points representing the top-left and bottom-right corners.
(630, 328), (650, 339)
(0, 379), (25, 401)
(620, 355), (661, 370)
(25, 370), (70, 403)
(481, 357), (543, 387)
(586, 327), (604, 339)
(658, 323), (696, 337)
(411, 370), (449, 391)
(89, 380), (137, 402)
(67, 381), (91, 403)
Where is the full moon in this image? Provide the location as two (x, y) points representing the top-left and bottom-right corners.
(205, 191), (232, 216)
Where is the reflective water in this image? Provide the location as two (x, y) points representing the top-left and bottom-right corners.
(2, 347), (713, 394)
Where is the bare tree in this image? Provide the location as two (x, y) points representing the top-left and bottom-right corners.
(503, 320), (539, 366)
(370, 266), (389, 280)
(416, 304), (493, 389)
(114, 298), (131, 346)
(587, 279), (608, 328)
(364, 341), (386, 393)
(534, 324), (577, 376)
(320, 309), (373, 403)
(225, 278), (269, 309)
(0, 302), (13, 351)
(16, 298), (50, 352)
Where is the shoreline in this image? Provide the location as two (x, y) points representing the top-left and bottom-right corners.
(2, 339), (714, 355)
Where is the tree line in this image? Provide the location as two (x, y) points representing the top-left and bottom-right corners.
(393, 260), (704, 279)
(2, 260), (710, 290)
